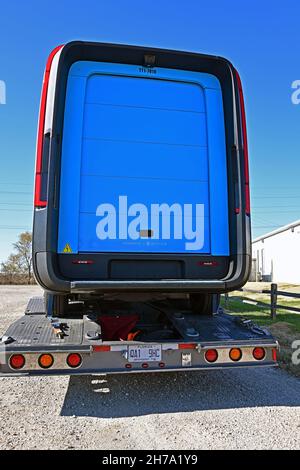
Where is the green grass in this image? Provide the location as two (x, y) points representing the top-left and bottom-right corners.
(221, 296), (300, 333)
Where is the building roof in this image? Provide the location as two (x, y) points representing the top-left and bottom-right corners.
(253, 219), (300, 243)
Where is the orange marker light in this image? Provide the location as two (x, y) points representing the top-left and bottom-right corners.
(38, 354), (54, 369)
(229, 348), (242, 361)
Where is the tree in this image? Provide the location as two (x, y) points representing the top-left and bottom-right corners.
(1, 232), (33, 284)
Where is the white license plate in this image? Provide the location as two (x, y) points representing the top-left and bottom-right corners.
(128, 344), (162, 363)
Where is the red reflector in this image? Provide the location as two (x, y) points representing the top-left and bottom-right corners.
(272, 348), (277, 361)
(72, 260), (94, 265)
(10, 354), (25, 370)
(125, 363), (132, 369)
(93, 345), (111, 352)
(253, 347), (265, 361)
(235, 69), (250, 216)
(205, 349), (218, 363)
(142, 363), (149, 369)
(66, 353), (82, 368)
(179, 343), (197, 350)
(34, 45), (63, 208)
(159, 362), (165, 368)
(197, 261), (219, 267)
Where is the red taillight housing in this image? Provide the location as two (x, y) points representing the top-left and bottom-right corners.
(253, 347), (265, 361)
(9, 354), (25, 370)
(34, 45), (63, 208)
(204, 349), (218, 363)
(235, 69), (250, 216)
(66, 353), (82, 368)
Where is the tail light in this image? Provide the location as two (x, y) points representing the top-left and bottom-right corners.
(9, 354), (25, 370)
(38, 353), (54, 369)
(179, 343), (197, 350)
(93, 345), (111, 352)
(34, 45), (63, 208)
(253, 347), (265, 361)
(66, 353), (82, 368)
(205, 349), (218, 363)
(235, 69), (250, 216)
(229, 348), (242, 362)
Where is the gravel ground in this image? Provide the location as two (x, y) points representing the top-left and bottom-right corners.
(0, 285), (299, 450)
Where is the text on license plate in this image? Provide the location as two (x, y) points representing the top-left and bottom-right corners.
(128, 344), (162, 362)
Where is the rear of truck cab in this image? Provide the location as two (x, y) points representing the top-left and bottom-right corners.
(32, 41), (251, 295)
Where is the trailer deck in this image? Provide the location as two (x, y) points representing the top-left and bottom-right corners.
(0, 296), (278, 376)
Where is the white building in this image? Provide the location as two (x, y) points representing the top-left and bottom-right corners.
(252, 219), (300, 284)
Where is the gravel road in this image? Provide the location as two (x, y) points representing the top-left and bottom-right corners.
(0, 285), (299, 450)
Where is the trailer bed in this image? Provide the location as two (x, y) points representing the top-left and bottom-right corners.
(0, 297), (278, 376)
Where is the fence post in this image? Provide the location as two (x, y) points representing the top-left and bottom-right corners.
(270, 283), (277, 319)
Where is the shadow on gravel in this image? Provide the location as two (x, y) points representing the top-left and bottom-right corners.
(61, 368), (300, 418)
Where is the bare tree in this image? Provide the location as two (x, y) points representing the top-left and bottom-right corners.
(1, 232), (33, 284)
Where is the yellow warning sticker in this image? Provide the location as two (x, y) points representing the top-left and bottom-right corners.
(63, 243), (73, 253)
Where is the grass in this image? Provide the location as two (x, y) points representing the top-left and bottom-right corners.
(221, 296), (300, 333)
(221, 292), (300, 377)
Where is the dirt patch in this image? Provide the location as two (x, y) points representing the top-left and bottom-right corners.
(267, 322), (300, 378)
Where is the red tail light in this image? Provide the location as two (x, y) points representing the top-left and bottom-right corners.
(34, 45), (63, 208)
(66, 353), (82, 368)
(9, 354), (25, 370)
(253, 347), (265, 361)
(205, 349), (218, 363)
(235, 69), (250, 216)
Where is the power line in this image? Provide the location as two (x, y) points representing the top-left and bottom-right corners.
(0, 191), (32, 195)
(252, 205), (300, 208)
(0, 226), (31, 230)
(0, 202), (32, 207)
(0, 208), (33, 212)
(0, 182), (32, 186)
(253, 210), (300, 214)
(252, 196), (300, 199)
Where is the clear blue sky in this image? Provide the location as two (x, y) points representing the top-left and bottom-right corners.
(0, 0), (299, 262)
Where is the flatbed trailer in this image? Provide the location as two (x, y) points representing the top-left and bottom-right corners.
(0, 296), (278, 376)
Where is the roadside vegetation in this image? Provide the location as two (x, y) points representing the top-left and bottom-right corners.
(0, 232), (35, 285)
(222, 283), (300, 378)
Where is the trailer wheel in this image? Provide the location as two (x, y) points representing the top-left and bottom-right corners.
(44, 292), (68, 317)
(189, 294), (220, 315)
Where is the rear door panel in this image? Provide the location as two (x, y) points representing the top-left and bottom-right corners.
(57, 61), (229, 255)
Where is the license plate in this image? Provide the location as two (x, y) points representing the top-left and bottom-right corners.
(128, 344), (162, 363)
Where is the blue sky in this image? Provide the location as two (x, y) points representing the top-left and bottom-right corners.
(0, 0), (299, 262)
